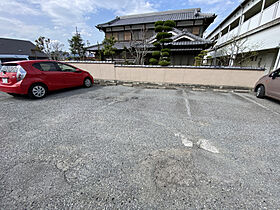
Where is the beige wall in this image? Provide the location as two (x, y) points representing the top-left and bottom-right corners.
(70, 63), (264, 88)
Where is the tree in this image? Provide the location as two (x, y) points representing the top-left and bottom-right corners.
(217, 36), (259, 66)
(194, 50), (208, 66)
(127, 27), (150, 65)
(35, 36), (52, 59)
(50, 40), (64, 60)
(68, 33), (86, 60)
(102, 36), (117, 61)
(96, 41), (105, 61)
(35, 37), (64, 60)
(149, 20), (175, 66)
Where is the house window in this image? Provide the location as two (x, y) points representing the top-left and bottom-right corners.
(192, 27), (200, 35)
(221, 26), (229, 36)
(131, 25), (144, 30)
(184, 27), (193, 33)
(229, 18), (240, 31)
(243, 0), (263, 22)
(105, 33), (112, 38)
(132, 31), (140, 40)
(112, 26), (124, 32)
(113, 32), (118, 41)
(146, 30), (155, 39)
(124, 31), (131, 41)
(146, 24), (154, 29)
(214, 34), (219, 41)
(177, 21), (193, 26)
(118, 32), (124, 41)
(194, 20), (203, 25)
(264, 0), (278, 9)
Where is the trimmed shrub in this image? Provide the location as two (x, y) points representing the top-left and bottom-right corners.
(161, 48), (171, 53)
(150, 20), (175, 66)
(155, 21), (164, 26)
(164, 57), (171, 62)
(153, 42), (160, 48)
(161, 52), (169, 57)
(152, 51), (161, 58)
(156, 32), (172, 40)
(164, 20), (176, 27)
(159, 60), (171, 66)
(162, 26), (172, 32)
(160, 38), (173, 43)
(155, 26), (163, 32)
(149, 58), (158, 65)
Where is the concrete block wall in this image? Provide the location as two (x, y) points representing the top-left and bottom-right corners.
(68, 62), (265, 88)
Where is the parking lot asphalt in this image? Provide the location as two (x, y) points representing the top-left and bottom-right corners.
(0, 85), (280, 209)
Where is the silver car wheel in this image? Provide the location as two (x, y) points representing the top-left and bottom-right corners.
(257, 87), (261, 96)
(32, 85), (46, 98)
(84, 78), (92, 87)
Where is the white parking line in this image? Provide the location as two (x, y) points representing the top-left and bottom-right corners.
(184, 98), (192, 117)
(197, 139), (219, 154)
(175, 133), (193, 148)
(183, 90), (192, 117)
(234, 93), (280, 115)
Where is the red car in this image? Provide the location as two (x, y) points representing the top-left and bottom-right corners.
(0, 60), (94, 99)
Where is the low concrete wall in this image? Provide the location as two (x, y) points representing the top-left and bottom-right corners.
(69, 62), (264, 88)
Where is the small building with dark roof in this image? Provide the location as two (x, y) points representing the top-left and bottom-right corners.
(0, 38), (48, 64)
(88, 8), (216, 65)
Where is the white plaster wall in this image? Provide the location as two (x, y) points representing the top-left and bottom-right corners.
(242, 24), (280, 52)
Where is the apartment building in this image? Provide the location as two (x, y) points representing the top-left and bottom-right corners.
(207, 0), (280, 72)
(88, 8), (216, 65)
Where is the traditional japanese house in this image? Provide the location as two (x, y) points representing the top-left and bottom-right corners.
(88, 8), (216, 65)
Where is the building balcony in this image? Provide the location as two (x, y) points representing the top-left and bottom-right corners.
(216, 0), (280, 46)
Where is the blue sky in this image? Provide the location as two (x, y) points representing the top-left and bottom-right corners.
(0, 0), (241, 51)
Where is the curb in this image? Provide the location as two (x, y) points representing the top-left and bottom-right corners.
(93, 79), (253, 92)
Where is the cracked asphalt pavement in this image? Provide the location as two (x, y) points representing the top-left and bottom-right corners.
(0, 85), (280, 209)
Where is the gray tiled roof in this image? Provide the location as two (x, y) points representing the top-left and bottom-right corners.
(171, 48), (203, 51)
(172, 41), (212, 46)
(97, 8), (215, 29)
(87, 40), (210, 52)
(87, 42), (133, 51)
(87, 28), (212, 52)
(0, 38), (48, 58)
(172, 28), (206, 42)
(147, 28), (212, 44)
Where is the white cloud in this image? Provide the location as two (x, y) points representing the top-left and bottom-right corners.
(0, 17), (42, 39)
(0, 0), (156, 49)
(29, 0), (156, 26)
(188, 0), (234, 5)
(0, 0), (240, 49)
(0, 1), (40, 15)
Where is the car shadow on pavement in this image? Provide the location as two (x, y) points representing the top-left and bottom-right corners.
(264, 96), (280, 105)
(4, 84), (104, 101)
(44, 84), (104, 100)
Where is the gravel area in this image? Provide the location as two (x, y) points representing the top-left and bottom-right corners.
(0, 85), (279, 209)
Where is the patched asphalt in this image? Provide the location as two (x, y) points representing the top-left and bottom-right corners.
(0, 85), (279, 209)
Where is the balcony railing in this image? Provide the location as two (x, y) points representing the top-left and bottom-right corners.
(217, 0), (280, 45)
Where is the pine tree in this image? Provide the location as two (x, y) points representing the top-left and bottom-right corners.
(149, 20), (175, 66)
(68, 32), (85, 60)
(102, 36), (117, 61)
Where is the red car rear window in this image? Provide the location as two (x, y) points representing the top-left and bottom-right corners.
(1, 64), (19, 72)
